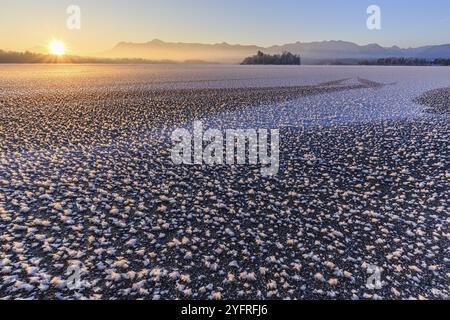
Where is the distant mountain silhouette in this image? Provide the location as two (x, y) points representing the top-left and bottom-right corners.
(102, 39), (262, 63)
(102, 39), (450, 63)
(267, 41), (450, 63)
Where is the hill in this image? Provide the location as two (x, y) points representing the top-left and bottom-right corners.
(101, 39), (450, 64)
(102, 39), (261, 64)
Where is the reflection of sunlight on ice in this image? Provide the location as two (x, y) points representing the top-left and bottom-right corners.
(1, 65), (449, 125)
(203, 77), (441, 130)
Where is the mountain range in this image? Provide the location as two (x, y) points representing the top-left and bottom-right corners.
(101, 39), (450, 64)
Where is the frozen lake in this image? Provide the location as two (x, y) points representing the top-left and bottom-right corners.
(0, 64), (448, 300)
(1, 64), (449, 129)
(2, 64), (449, 90)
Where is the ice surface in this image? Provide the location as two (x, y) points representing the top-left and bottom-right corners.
(0, 65), (448, 300)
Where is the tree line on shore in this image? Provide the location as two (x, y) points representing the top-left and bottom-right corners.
(359, 57), (450, 66)
(0, 50), (175, 64)
(1, 49), (449, 66)
(241, 51), (301, 65)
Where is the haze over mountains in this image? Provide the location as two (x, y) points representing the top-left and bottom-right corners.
(102, 39), (261, 63)
(102, 39), (450, 64)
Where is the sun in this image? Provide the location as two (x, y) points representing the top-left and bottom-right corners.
(49, 40), (66, 56)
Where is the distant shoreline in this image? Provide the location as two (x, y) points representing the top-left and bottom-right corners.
(0, 62), (448, 67)
(0, 49), (216, 65)
(0, 49), (449, 66)
(0, 50), (450, 66)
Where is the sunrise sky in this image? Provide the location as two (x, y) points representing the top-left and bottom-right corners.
(1, 0), (450, 55)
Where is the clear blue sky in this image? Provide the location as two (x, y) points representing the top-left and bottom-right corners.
(1, 0), (449, 54)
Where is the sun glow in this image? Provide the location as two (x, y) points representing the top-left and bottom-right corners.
(49, 40), (66, 56)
